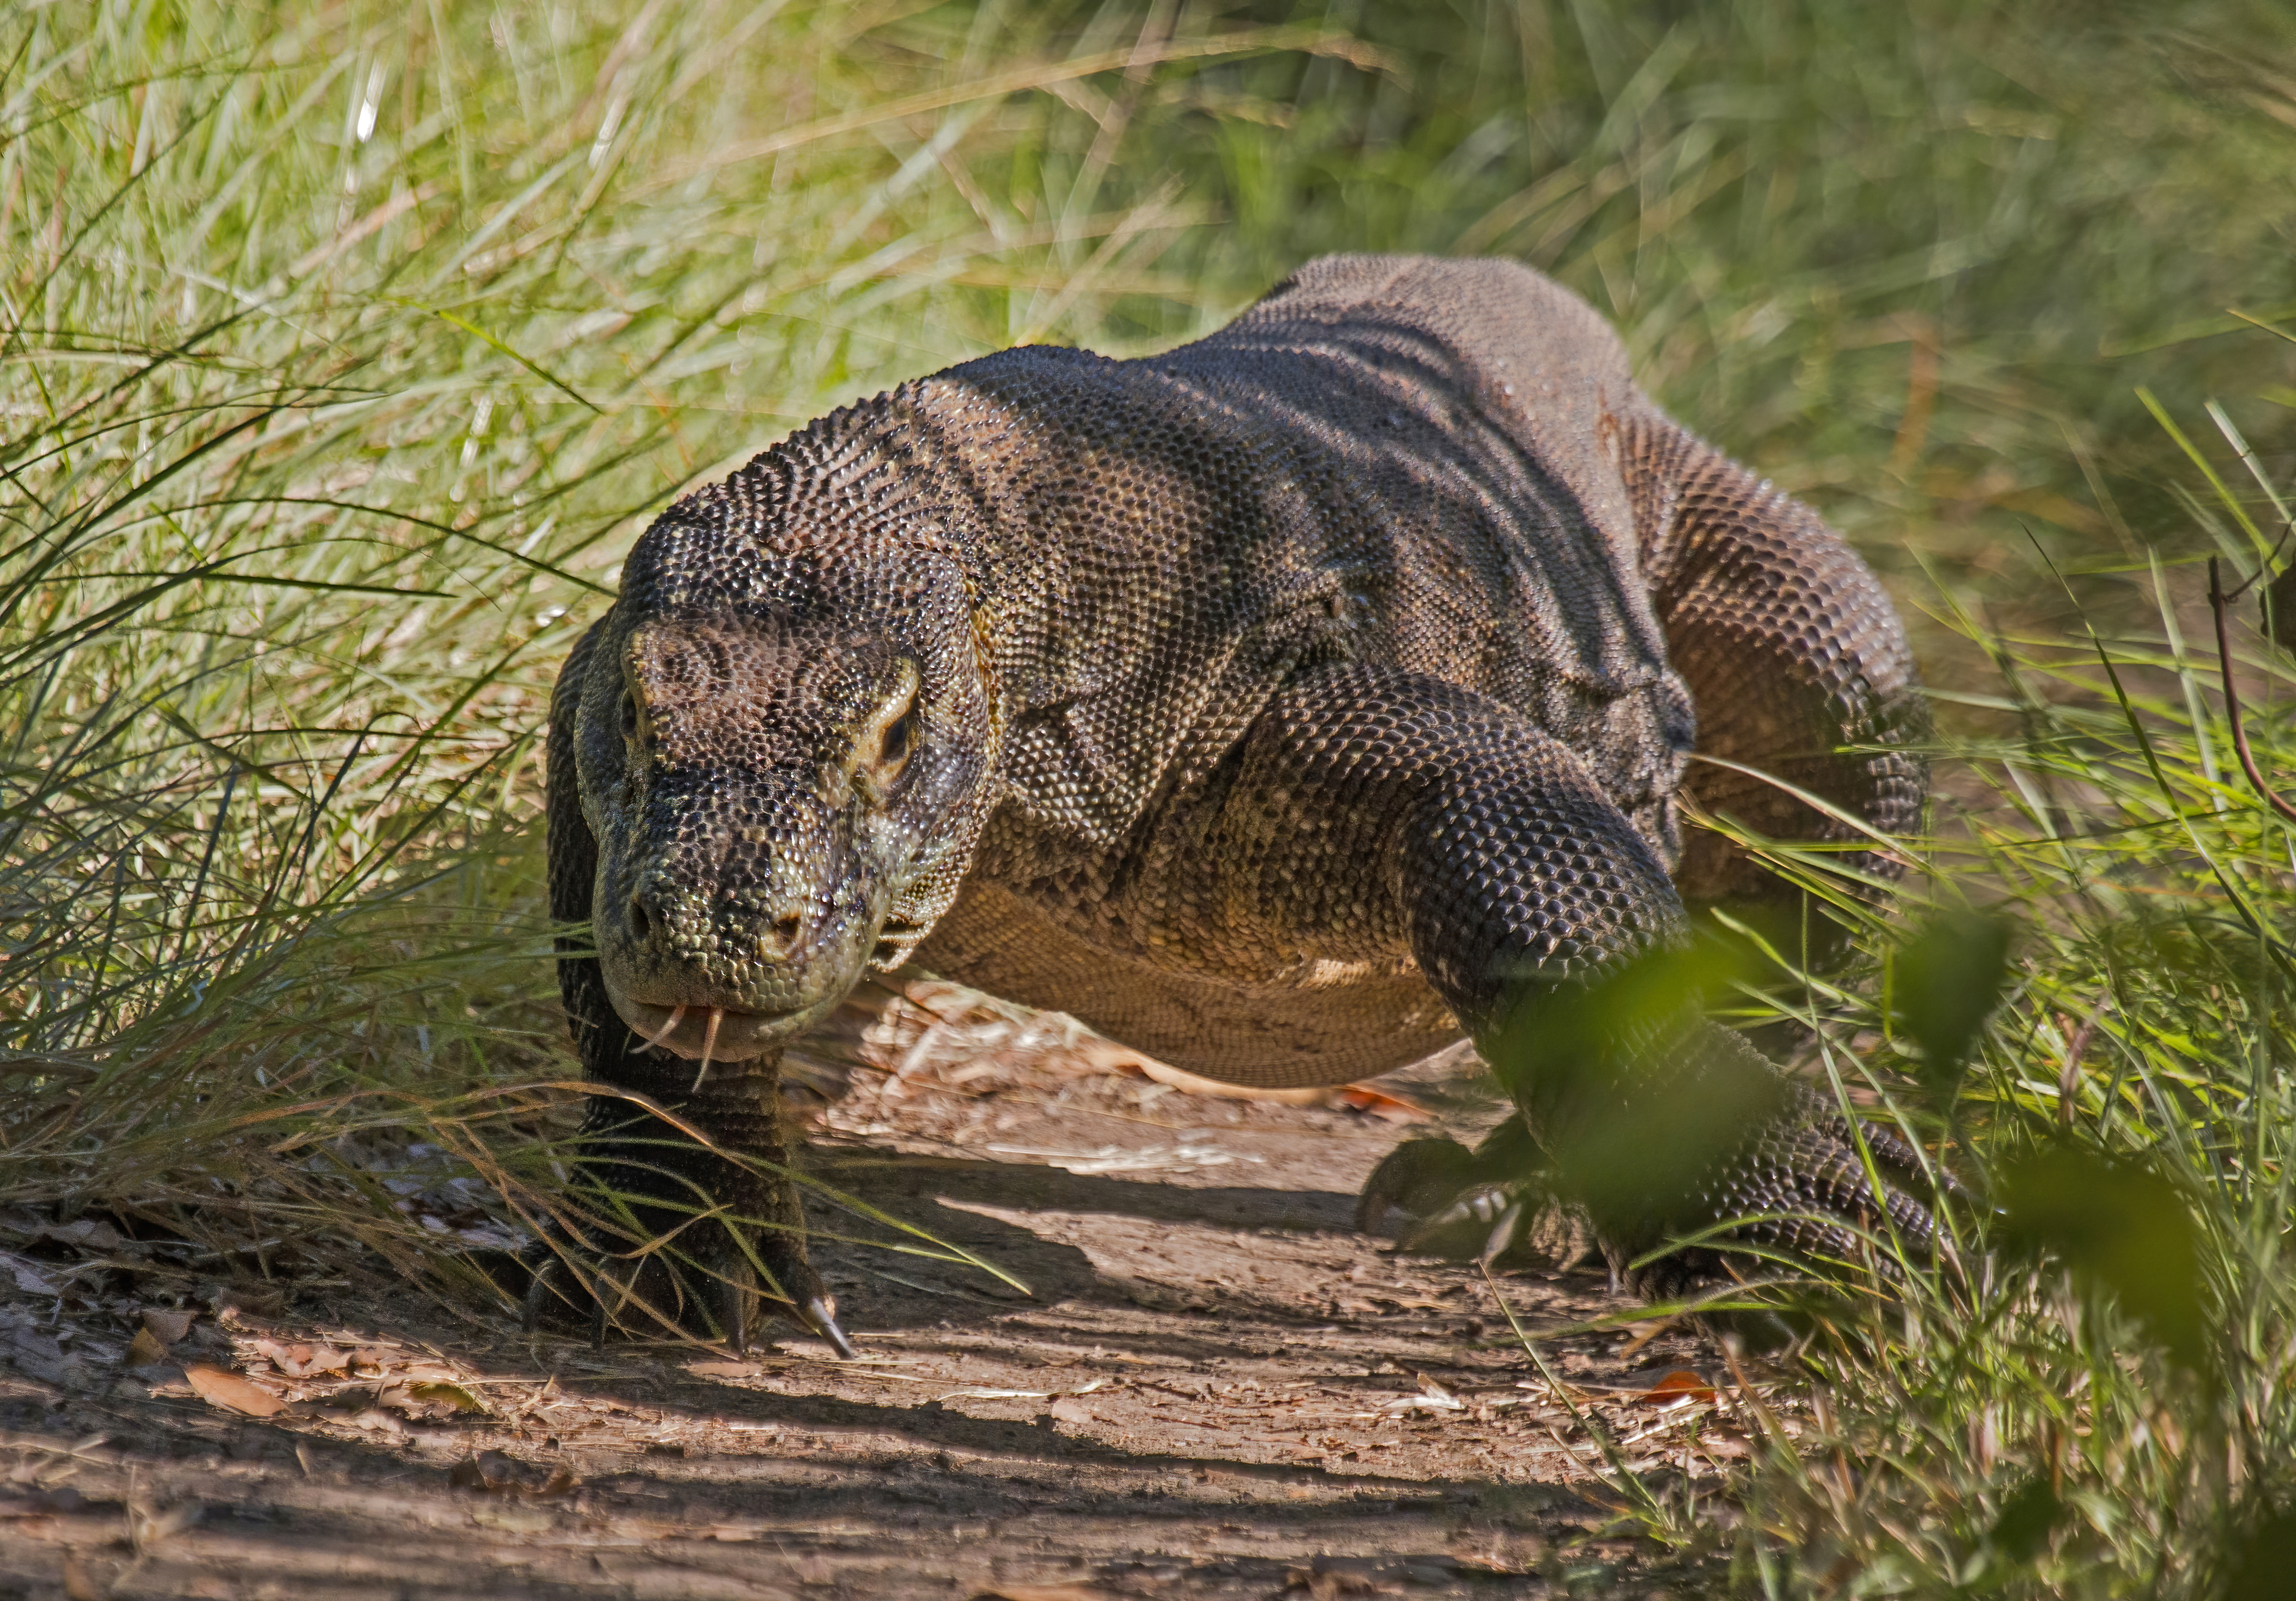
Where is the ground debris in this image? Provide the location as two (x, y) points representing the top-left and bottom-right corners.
(0, 1032), (1745, 1597)
(183, 1362), (286, 1418)
(450, 1448), (579, 1498)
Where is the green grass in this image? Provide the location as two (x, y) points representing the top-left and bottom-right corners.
(1654, 508), (2296, 1597)
(6, 0), (2296, 1593)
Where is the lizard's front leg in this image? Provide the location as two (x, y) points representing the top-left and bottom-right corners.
(532, 1036), (852, 1357)
(1210, 661), (1941, 1308)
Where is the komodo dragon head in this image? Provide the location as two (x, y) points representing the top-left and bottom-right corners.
(569, 422), (996, 1065)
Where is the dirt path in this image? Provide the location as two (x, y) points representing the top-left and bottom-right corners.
(1, 1041), (1746, 1599)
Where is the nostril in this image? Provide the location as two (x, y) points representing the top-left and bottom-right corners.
(772, 912), (801, 947)
(628, 895), (654, 938)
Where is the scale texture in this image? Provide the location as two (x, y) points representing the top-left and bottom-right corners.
(545, 255), (1932, 1330)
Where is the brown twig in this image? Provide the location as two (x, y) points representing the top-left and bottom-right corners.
(2056, 1004), (2105, 1130)
(2207, 557), (2296, 824)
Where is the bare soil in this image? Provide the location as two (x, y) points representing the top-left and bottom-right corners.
(1, 1007), (1751, 1600)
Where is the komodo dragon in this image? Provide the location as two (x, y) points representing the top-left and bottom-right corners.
(539, 254), (1935, 1353)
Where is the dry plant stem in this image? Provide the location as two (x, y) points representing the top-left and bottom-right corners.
(2206, 557), (2296, 824)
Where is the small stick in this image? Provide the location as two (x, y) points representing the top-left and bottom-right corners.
(2208, 557), (2296, 825)
(2057, 1004), (2105, 1129)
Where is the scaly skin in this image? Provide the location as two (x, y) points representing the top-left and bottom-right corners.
(543, 255), (1932, 1348)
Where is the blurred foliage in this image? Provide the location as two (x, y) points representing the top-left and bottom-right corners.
(1895, 905), (2014, 1100)
(1041, 1), (2296, 589)
(1999, 1144), (2212, 1381)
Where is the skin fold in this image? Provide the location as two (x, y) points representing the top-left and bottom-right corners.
(540, 255), (1932, 1349)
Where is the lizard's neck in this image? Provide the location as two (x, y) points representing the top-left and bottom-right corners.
(872, 377), (1082, 729)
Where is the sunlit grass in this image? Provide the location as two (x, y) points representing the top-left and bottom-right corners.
(1588, 422), (2296, 1595)
(0, 0), (1290, 1300)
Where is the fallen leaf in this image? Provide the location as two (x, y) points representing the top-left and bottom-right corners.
(1639, 1370), (1717, 1404)
(212, 1285), (286, 1320)
(470, 1501), (552, 1534)
(1617, 1317), (1678, 1359)
(183, 1365), (284, 1419)
(130, 1499), (201, 1548)
(1330, 1084), (1432, 1121)
(377, 1382), (466, 1419)
(1417, 1377), (1464, 1408)
(62, 1549), (103, 1601)
(140, 1308), (195, 1346)
(406, 1380), (487, 1414)
(1046, 1397), (1094, 1426)
(1379, 1379), (1466, 1414)
(125, 1327), (167, 1367)
(251, 1339), (350, 1378)
(1284, 1565), (1382, 1599)
(4, 1252), (60, 1295)
(44, 1218), (124, 1253)
(450, 1454), (505, 1491)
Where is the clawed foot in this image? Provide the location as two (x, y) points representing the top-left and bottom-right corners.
(519, 1079), (863, 1350)
(519, 1094), (858, 1357)
(521, 1224), (857, 1357)
(1652, 1092), (1954, 1288)
(1355, 1115), (1573, 1264)
(1569, 1073), (1958, 1339)
(1359, 1081), (1958, 1346)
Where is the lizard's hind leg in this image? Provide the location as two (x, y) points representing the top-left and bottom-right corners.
(1213, 661), (1939, 1320)
(1634, 418), (1928, 966)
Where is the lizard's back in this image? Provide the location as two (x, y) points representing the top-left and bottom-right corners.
(914, 256), (1701, 1084)
(1159, 254), (1691, 834)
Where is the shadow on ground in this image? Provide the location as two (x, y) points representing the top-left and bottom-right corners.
(0, 1052), (1741, 1598)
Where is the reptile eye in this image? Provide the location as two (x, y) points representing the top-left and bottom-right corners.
(878, 699), (919, 775)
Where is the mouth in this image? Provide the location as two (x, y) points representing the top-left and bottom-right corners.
(611, 999), (827, 1064)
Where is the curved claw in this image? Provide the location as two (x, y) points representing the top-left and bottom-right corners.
(1479, 1197), (1527, 1264)
(521, 1260), (556, 1335)
(797, 1294), (857, 1359)
(709, 1258), (754, 1355)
